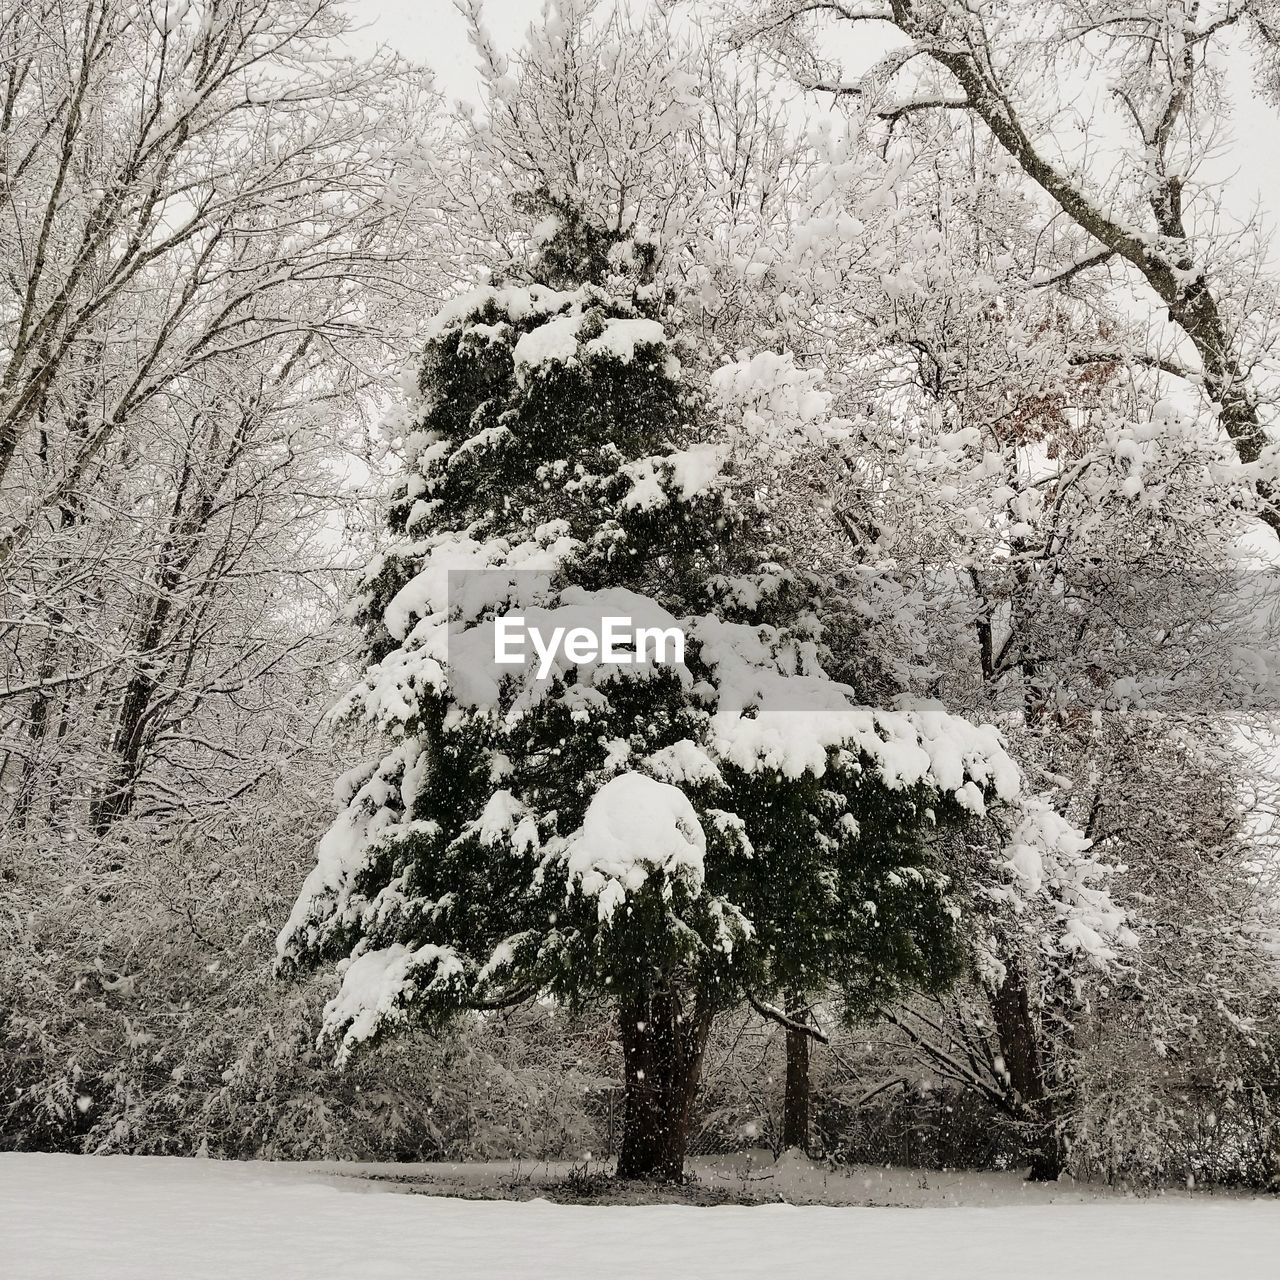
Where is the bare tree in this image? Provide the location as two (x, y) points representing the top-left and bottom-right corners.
(737, 0), (1280, 532)
(0, 0), (444, 835)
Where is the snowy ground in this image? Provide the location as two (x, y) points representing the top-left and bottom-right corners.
(3, 1153), (1278, 1279)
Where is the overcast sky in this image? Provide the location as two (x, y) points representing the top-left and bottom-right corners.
(348, 0), (542, 101)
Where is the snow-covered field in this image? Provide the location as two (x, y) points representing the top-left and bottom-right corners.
(2, 1154), (1278, 1279)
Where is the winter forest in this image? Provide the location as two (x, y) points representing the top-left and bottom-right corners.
(3, 0), (1280, 1274)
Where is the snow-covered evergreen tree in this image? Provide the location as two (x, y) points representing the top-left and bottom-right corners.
(278, 215), (1035, 1180)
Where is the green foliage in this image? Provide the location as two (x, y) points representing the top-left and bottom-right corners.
(280, 218), (1009, 1070)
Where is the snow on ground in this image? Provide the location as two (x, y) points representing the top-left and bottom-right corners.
(2, 1153), (1278, 1280)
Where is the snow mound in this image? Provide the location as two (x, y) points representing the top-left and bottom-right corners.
(565, 773), (706, 920)
(322, 942), (465, 1063)
(583, 316), (666, 362)
(513, 311), (584, 377)
(422, 283), (576, 341)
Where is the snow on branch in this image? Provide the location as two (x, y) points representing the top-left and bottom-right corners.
(747, 995), (831, 1044)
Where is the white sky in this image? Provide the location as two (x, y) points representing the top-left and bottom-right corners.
(347, 0), (542, 101)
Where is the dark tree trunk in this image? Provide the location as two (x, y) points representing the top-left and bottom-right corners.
(781, 994), (811, 1154)
(13, 652), (54, 825)
(14, 438), (81, 828)
(91, 667), (157, 834)
(1025, 1127), (1066, 1182)
(616, 987), (712, 1181)
(991, 955), (1063, 1181)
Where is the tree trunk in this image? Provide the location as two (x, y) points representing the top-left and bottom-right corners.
(90, 666), (156, 834)
(991, 955), (1063, 1181)
(1025, 1125), (1066, 1183)
(781, 994), (811, 1154)
(12, 651), (54, 826)
(616, 987), (712, 1181)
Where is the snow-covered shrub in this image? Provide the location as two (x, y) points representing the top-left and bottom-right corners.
(0, 799), (613, 1162)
